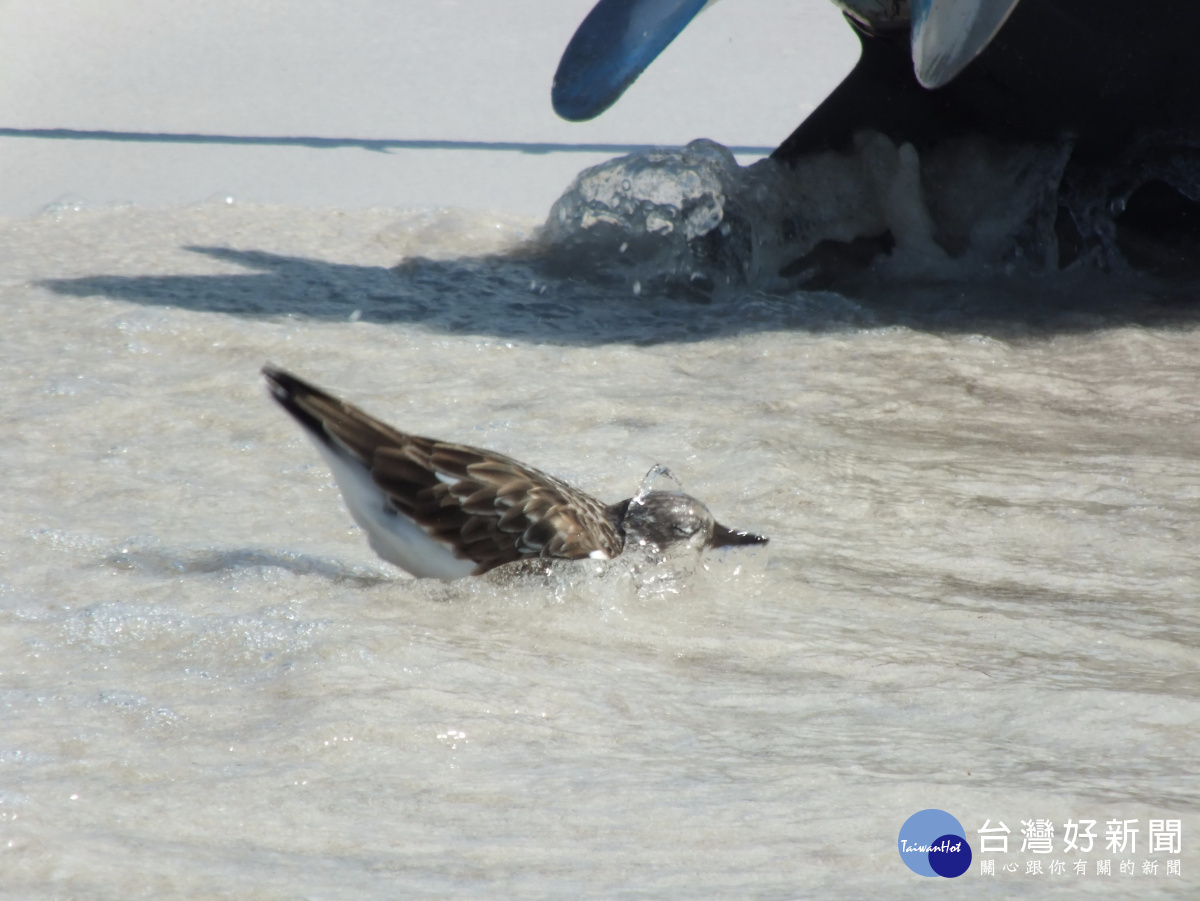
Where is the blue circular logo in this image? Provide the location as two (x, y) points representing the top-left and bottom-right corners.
(898, 809), (972, 877)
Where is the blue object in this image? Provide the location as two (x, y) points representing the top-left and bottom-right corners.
(897, 809), (971, 878)
(552, 0), (714, 121)
(910, 0), (1023, 88)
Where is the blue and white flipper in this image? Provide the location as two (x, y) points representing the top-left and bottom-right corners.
(910, 0), (1023, 88)
(552, 0), (719, 122)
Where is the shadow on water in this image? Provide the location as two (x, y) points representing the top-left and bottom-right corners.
(39, 244), (1200, 345)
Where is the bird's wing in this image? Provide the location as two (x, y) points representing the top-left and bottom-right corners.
(264, 366), (624, 576)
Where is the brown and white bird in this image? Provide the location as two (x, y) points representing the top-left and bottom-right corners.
(262, 365), (767, 579)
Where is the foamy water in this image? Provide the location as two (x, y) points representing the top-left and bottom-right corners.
(1, 199), (1198, 897)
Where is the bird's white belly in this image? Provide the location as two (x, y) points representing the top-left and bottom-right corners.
(309, 438), (476, 580)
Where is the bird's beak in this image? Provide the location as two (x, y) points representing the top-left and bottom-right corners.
(710, 522), (769, 548)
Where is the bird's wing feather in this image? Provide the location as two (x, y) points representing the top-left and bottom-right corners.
(264, 366), (624, 575)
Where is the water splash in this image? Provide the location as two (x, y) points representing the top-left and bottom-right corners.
(539, 129), (1200, 293)
(632, 464), (684, 504)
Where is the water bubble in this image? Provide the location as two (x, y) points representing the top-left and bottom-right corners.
(633, 465), (683, 503)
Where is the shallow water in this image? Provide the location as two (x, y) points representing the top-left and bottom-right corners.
(1, 201), (1198, 897)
